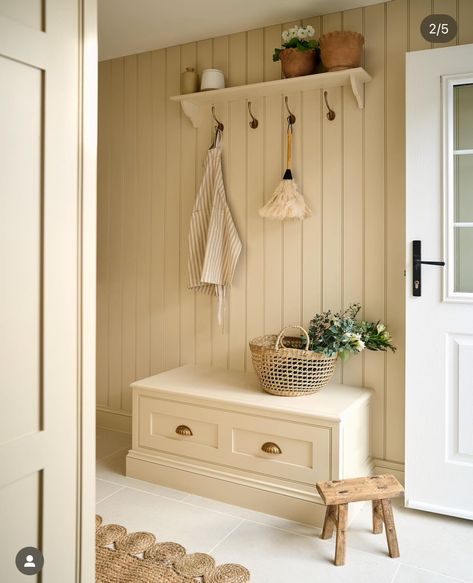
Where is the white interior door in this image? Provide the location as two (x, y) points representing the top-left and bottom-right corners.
(0, 1), (97, 580)
(406, 44), (473, 520)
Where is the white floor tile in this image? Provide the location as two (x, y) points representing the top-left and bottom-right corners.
(210, 520), (400, 583)
(393, 564), (470, 583)
(96, 486), (243, 555)
(96, 428), (132, 460)
(95, 429), (472, 583)
(96, 448), (188, 501)
(345, 499), (473, 582)
(96, 478), (123, 504)
(183, 494), (321, 538)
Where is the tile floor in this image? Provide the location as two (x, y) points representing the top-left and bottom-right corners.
(96, 428), (473, 583)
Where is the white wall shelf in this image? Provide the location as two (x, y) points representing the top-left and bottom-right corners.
(170, 67), (372, 128)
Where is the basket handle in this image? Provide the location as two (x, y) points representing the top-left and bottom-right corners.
(275, 325), (310, 351)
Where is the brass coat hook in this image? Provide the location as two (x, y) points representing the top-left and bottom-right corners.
(323, 91), (336, 121)
(284, 96), (296, 125)
(248, 101), (259, 129)
(211, 105), (224, 131)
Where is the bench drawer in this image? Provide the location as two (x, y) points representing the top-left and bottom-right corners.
(228, 413), (331, 484)
(137, 396), (221, 461)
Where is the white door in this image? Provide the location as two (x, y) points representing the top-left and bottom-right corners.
(406, 44), (473, 520)
(0, 1), (97, 580)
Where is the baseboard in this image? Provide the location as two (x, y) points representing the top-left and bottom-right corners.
(126, 450), (362, 527)
(96, 406), (132, 434)
(372, 458), (405, 485)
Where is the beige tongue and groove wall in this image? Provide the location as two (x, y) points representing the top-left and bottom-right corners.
(97, 0), (473, 475)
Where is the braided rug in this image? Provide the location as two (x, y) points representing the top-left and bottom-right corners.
(95, 515), (250, 583)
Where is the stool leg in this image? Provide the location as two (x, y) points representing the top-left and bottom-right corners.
(381, 499), (400, 558)
(321, 505), (337, 540)
(335, 503), (348, 566)
(372, 500), (383, 534)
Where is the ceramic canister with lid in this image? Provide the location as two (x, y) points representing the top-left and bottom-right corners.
(181, 67), (199, 94)
(200, 68), (225, 91)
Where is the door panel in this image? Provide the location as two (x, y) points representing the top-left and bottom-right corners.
(0, 473), (42, 582)
(0, 0), (96, 580)
(406, 44), (473, 520)
(0, 0), (44, 30)
(0, 55), (42, 445)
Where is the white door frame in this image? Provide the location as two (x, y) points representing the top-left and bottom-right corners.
(79, 0), (98, 579)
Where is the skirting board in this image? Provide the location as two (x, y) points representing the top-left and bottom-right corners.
(96, 406), (132, 434)
(372, 458), (405, 485)
(126, 451), (371, 527)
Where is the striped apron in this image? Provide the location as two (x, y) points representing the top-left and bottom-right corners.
(188, 129), (242, 325)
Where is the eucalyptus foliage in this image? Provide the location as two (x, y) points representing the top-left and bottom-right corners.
(308, 303), (396, 361)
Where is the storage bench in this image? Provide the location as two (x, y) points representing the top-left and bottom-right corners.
(126, 365), (372, 527)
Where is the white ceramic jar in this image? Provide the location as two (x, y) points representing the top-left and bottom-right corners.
(200, 68), (225, 91)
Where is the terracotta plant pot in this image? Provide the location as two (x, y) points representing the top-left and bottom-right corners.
(319, 31), (364, 72)
(280, 48), (316, 78)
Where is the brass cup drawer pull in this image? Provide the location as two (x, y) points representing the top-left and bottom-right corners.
(175, 424), (193, 437)
(261, 442), (282, 455)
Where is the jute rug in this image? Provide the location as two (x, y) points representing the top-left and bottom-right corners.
(96, 515), (250, 583)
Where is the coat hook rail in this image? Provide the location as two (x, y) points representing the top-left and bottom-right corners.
(248, 101), (259, 129)
(284, 96), (296, 125)
(323, 91), (336, 121)
(211, 105), (224, 131)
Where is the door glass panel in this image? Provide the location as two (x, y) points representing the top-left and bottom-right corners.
(454, 227), (473, 292)
(454, 84), (473, 150)
(454, 154), (473, 222)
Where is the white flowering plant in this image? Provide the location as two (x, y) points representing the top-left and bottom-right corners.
(308, 304), (396, 361)
(273, 25), (318, 61)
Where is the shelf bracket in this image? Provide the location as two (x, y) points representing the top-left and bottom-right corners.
(180, 99), (202, 128)
(350, 72), (365, 109)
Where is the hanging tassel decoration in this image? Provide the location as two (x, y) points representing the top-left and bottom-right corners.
(259, 122), (312, 220)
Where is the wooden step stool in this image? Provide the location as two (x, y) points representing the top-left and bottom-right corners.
(316, 474), (404, 566)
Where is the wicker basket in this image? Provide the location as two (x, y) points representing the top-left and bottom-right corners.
(249, 325), (337, 397)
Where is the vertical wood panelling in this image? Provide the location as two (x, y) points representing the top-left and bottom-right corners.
(458, 0), (473, 43)
(263, 24), (283, 334)
(301, 16), (323, 327)
(228, 99), (248, 370)
(386, 0), (408, 463)
(341, 8), (364, 387)
(213, 36), (229, 81)
(432, 0), (457, 47)
(282, 20), (303, 329)
(108, 58), (125, 410)
(245, 29), (265, 370)
(98, 0), (471, 464)
(321, 12), (343, 384)
(150, 49), (166, 374)
(136, 52), (153, 381)
(121, 55), (138, 411)
(363, 3), (386, 459)
(179, 43), (197, 366)
(96, 60), (111, 406)
(321, 9), (343, 314)
(164, 47), (181, 370)
(409, 0), (432, 50)
(227, 33), (248, 370)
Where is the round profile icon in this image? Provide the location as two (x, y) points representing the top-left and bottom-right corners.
(15, 547), (44, 575)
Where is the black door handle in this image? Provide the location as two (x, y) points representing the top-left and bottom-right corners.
(413, 240), (445, 296)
